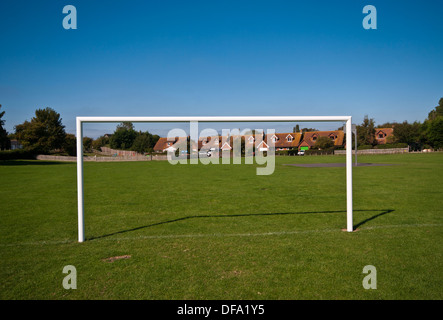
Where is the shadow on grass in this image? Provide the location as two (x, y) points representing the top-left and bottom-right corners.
(0, 160), (71, 166)
(88, 209), (395, 241)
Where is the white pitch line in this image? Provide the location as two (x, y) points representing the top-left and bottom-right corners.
(1, 223), (441, 247)
(97, 223), (442, 242)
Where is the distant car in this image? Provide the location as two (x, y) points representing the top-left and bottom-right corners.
(198, 150), (212, 157)
(297, 150), (305, 156)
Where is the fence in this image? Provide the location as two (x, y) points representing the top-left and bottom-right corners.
(334, 147), (409, 155)
(99, 147), (144, 158)
(36, 155), (149, 162)
(36, 153), (170, 162)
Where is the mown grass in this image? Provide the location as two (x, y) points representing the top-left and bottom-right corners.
(0, 153), (442, 299)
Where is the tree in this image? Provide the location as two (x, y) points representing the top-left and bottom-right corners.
(117, 121), (135, 131)
(377, 122), (396, 128)
(313, 136), (334, 150)
(357, 115), (376, 146)
(63, 134), (77, 156)
(0, 105), (11, 150)
(109, 122), (137, 150)
(427, 97), (443, 121)
(424, 116), (443, 149)
(423, 98), (443, 149)
(300, 127), (318, 132)
(83, 137), (93, 153)
(63, 135), (101, 156)
(131, 131), (160, 153)
(14, 107), (66, 153)
(92, 135), (110, 150)
(392, 121), (422, 145)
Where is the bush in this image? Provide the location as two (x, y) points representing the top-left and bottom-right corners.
(92, 135), (110, 150)
(374, 143), (408, 149)
(305, 148), (335, 155)
(0, 149), (36, 160)
(357, 145), (373, 150)
(275, 150), (289, 156)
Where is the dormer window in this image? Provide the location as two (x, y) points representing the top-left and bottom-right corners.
(248, 136), (255, 143)
(271, 135), (278, 143)
(284, 134), (294, 142)
(312, 135), (318, 141)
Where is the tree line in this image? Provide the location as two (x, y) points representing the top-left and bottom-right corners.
(93, 121), (160, 154)
(0, 106), (159, 155)
(351, 97), (443, 150)
(0, 97), (442, 155)
(290, 98), (443, 151)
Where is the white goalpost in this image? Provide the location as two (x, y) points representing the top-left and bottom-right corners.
(76, 116), (354, 243)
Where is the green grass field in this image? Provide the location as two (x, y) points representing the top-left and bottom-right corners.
(1, 153), (442, 299)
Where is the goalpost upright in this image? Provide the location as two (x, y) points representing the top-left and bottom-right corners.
(76, 116), (353, 243)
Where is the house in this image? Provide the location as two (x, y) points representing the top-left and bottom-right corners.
(228, 133), (268, 152)
(199, 132), (301, 152)
(220, 138), (233, 151)
(256, 140), (270, 151)
(198, 136), (220, 151)
(268, 133), (302, 151)
(375, 128), (394, 145)
(153, 137), (186, 153)
(243, 133), (261, 147)
(153, 130), (343, 154)
(298, 130), (345, 150)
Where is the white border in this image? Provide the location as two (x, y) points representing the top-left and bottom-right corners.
(76, 116), (353, 242)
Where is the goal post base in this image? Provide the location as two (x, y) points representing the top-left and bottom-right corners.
(341, 228), (359, 232)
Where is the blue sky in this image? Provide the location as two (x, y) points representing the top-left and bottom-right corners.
(1, 0), (442, 138)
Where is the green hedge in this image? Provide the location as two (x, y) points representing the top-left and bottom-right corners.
(374, 143), (408, 149)
(0, 149), (37, 160)
(355, 143), (408, 150)
(275, 150), (290, 156)
(305, 148), (335, 155)
(357, 145), (373, 150)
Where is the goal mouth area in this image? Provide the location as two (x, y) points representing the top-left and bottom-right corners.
(76, 116), (354, 242)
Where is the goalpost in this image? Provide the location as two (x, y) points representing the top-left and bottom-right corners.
(76, 116), (354, 243)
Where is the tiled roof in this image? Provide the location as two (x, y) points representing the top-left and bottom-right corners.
(300, 130), (345, 148)
(375, 128), (394, 136)
(198, 136), (220, 149)
(268, 133), (302, 148)
(153, 131), (343, 151)
(153, 137), (186, 152)
(375, 128), (394, 144)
